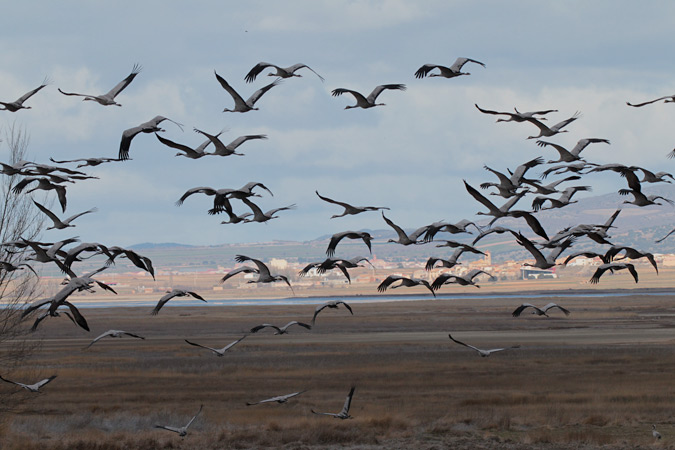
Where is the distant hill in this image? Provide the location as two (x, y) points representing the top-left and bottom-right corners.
(129, 242), (196, 250)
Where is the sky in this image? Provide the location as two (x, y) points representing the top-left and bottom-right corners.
(2, 1), (675, 247)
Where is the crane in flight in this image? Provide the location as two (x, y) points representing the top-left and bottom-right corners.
(215, 71), (280, 112)
(246, 390), (308, 406)
(311, 386), (355, 419)
(155, 405), (203, 438)
(58, 64), (141, 106)
(311, 300), (353, 326)
(245, 62), (324, 83)
(0, 374), (57, 392)
(326, 231), (373, 257)
(377, 275), (436, 297)
(512, 303), (570, 317)
(316, 191), (389, 218)
(221, 255), (294, 294)
(118, 116), (183, 160)
(448, 334), (520, 357)
(475, 104), (558, 123)
(415, 57), (485, 79)
(85, 330), (145, 349)
(151, 289), (206, 315)
(331, 84), (406, 109)
(0, 76), (50, 112)
(627, 95), (675, 107)
(250, 321), (311, 335)
(525, 111), (581, 139)
(184, 335), (247, 356)
(32, 200), (97, 230)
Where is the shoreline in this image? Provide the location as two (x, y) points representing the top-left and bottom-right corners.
(13, 286), (675, 308)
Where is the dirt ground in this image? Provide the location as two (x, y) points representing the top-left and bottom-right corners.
(2, 290), (675, 449)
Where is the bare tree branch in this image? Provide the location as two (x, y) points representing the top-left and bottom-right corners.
(0, 123), (46, 414)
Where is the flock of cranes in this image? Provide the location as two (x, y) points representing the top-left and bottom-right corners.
(1, 55), (674, 442)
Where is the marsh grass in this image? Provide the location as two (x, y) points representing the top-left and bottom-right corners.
(3, 294), (675, 449)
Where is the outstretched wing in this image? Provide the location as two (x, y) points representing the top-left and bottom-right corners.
(511, 303), (537, 317)
(247, 79), (281, 106)
(220, 265), (258, 283)
(105, 63), (142, 99)
(448, 334), (482, 353)
(542, 303), (570, 316)
(244, 62), (276, 83)
(366, 84), (406, 103)
(340, 386), (356, 416)
(250, 323), (281, 334)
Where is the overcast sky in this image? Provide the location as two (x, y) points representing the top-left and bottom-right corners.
(2, 1), (675, 247)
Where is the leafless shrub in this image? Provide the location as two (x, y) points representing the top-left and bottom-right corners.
(0, 123), (46, 417)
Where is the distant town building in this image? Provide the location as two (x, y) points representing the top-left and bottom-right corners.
(269, 258), (288, 270)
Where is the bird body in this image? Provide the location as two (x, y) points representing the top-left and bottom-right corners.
(652, 424), (662, 440)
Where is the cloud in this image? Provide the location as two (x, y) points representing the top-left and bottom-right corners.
(252, 0), (433, 33)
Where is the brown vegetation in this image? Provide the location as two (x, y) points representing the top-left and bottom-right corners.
(1, 292), (675, 449)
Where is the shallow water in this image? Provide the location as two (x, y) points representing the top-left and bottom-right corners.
(75, 289), (675, 308)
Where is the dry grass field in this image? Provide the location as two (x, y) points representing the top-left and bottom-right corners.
(2, 288), (675, 449)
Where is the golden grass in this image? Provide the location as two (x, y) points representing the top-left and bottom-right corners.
(2, 292), (675, 449)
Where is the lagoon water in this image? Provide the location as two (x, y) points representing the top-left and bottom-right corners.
(76, 289), (675, 309)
